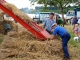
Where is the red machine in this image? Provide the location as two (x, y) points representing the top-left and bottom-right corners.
(0, 0), (6, 3)
(0, 0), (51, 41)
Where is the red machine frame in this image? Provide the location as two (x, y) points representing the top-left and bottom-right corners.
(0, 1), (51, 41)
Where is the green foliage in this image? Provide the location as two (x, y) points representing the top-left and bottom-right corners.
(68, 30), (80, 47)
(29, 0), (79, 16)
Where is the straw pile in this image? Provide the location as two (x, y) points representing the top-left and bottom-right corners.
(0, 32), (63, 59)
(0, 9), (5, 20)
(4, 18), (18, 32)
(3, 3), (33, 23)
(0, 30), (79, 60)
(0, 19), (18, 34)
(0, 20), (5, 34)
(0, 5), (18, 34)
(0, 24), (79, 60)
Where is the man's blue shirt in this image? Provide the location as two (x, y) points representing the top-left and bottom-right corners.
(53, 26), (67, 38)
(43, 18), (56, 31)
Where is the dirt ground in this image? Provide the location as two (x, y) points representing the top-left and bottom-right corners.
(0, 24), (80, 60)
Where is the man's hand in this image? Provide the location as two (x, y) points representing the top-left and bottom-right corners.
(51, 29), (54, 32)
(47, 38), (51, 40)
(50, 35), (55, 40)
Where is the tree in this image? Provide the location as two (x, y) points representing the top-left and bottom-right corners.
(29, 0), (48, 9)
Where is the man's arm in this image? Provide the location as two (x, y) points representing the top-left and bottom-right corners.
(42, 25), (45, 29)
(42, 19), (47, 29)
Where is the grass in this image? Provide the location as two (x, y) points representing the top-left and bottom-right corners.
(68, 31), (80, 47)
(65, 25), (80, 56)
(64, 25), (80, 46)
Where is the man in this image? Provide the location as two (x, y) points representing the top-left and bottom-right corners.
(43, 12), (56, 34)
(72, 16), (78, 29)
(77, 18), (80, 36)
(51, 23), (71, 60)
(4, 21), (11, 35)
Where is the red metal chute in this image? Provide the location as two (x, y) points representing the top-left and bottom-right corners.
(0, 0), (6, 3)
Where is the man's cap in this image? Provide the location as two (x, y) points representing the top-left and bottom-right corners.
(52, 23), (57, 26)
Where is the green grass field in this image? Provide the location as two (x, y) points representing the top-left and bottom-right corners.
(65, 25), (80, 46)
(65, 25), (80, 56)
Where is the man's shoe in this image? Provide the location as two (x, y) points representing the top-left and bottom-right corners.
(62, 57), (66, 60)
(62, 57), (70, 60)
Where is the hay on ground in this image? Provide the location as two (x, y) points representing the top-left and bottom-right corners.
(0, 19), (18, 34)
(0, 37), (63, 59)
(0, 10), (5, 20)
(0, 25), (79, 60)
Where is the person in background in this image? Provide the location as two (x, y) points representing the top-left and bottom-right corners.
(70, 17), (73, 25)
(43, 12), (56, 34)
(72, 16), (78, 29)
(74, 24), (79, 37)
(77, 18), (80, 36)
(4, 20), (11, 35)
(50, 23), (71, 60)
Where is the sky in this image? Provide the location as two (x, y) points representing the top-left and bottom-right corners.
(5, 0), (38, 9)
